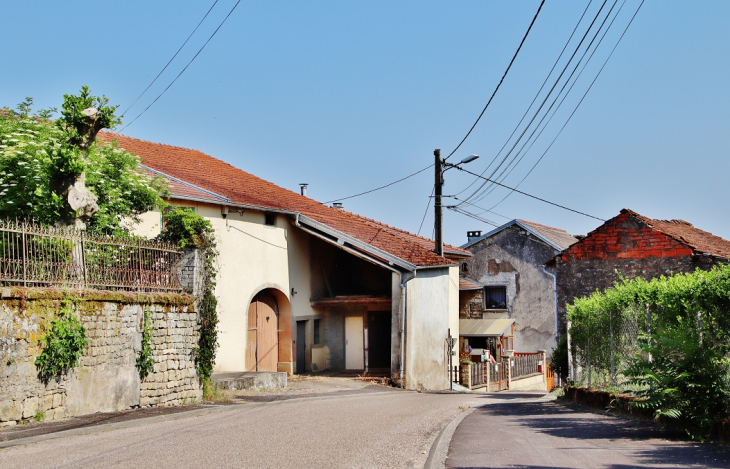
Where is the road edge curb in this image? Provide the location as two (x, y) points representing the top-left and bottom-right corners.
(423, 406), (476, 469)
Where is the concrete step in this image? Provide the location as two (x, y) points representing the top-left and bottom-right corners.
(211, 372), (287, 391)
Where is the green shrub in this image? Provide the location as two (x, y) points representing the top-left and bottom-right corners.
(550, 335), (569, 383)
(0, 90), (167, 234)
(567, 263), (730, 439)
(625, 322), (730, 441)
(34, 306), (88, 384)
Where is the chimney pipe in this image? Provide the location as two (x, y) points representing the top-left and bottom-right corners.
(299, 183), (308, 196)
(332, 202), (343, 209)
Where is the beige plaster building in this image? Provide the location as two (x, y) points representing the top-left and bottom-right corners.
(101, 132), (468, 390)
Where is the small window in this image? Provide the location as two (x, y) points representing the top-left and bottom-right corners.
(484, 286), (507, 309)
(264, 212), (276, 226)
(313, 319), (321, 344)
(461, 263), (468, 273)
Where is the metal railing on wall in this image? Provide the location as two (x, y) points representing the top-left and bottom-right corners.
(0, 220), (183, 292)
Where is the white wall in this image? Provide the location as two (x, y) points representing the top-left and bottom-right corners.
(405, 266), (459, 390)
(134, 203), (459, 386)
(133, 203), (321, 373)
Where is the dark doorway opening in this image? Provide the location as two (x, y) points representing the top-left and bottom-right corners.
(296, 321), (306, 374)
(367, 312), (391, 369)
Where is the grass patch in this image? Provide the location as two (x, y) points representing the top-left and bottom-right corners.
(201, 378), (230, 403)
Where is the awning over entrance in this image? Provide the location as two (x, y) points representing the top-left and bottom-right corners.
(459, 318), (515, 337)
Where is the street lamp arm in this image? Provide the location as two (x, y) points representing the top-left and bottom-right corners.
(434, 150), (479, 256)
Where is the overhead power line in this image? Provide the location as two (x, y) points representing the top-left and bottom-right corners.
(324, 164), (432, 206)
(119, 0), (242, 132)
(453, 166), (605, 221)
(485, 0), (645, 212)
(467, 0), (621, 206)
(457, 0), (612, 206)
(444, 0), (546, 161)
(452, 0), (595, 199)
(446, 206), (501, 228)
(449, 197), (512, 221)
(417, 187), (435, 236)
(294, 163), (433, 212)
(120, 0), (221, 118)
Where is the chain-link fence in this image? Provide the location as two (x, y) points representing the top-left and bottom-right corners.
(568, 304), (649, 390)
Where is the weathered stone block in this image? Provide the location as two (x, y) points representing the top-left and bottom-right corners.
(22, 396), (38, 419)
(0, 399), (22, 422)
(42, 393), (54, 412)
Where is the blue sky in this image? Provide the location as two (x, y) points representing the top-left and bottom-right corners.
(2, 1), (729, 246)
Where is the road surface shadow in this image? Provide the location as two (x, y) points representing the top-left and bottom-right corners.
(474, 400), (730, 467)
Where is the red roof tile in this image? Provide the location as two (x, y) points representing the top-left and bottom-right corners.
(459, 277), (482, 290)
(100, 131), (459, 267)
(623, 209), (730, 259)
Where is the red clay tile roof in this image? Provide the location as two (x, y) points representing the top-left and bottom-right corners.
(459, 277), (482, 290)
(517, 219), (579, 251)
(623, 209), (730, 259)
(99, 131), (462, 267)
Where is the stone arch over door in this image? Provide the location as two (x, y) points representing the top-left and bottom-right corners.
(246, 287), (293, 373)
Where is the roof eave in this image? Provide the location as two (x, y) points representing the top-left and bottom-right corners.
(296, 215), (457, 272)
(142, 165), (230, 202)
(296, 215), (418, 272)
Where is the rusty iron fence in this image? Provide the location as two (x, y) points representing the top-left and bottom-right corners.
(0, 220), (183, 292)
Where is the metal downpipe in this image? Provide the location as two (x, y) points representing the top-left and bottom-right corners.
(399, 271), (416, 388)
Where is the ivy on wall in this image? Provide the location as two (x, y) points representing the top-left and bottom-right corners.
(156, 208), (218, 384)
(34, 304), (88, 384)
(136, 307), (155, 379)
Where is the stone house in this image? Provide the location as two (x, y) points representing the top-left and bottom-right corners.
(99, 131), (469, 390)
(459, 220), (578, 355)
(547, 208), (730, 336)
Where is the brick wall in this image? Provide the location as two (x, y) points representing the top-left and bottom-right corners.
(459, 289), (483, 319)
(556, 212), (721, 335)
(0, 289), (200, 426)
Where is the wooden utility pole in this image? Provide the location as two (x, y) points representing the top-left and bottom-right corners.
(434, 149), (443, 256)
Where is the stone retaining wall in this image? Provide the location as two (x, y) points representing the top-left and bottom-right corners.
(0, 288), (200, 426)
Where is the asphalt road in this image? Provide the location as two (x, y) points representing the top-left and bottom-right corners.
(446, 396), (730, 468)
(0, 387), (480, 469)
(3, 385), (729, 469)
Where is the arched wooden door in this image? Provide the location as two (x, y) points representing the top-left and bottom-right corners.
(246, 291), (279, 372)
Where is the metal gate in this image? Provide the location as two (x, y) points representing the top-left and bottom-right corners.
(488, 360), (508, 391)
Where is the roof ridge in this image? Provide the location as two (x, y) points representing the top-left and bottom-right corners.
(517, 219), (570, 233)
(100, 130), (207, 154)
